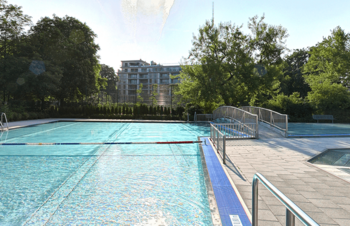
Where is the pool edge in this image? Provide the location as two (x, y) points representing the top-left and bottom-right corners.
(198, 137), (223, 226)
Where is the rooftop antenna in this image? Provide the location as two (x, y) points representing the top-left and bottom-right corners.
(212, 2), (214, 25)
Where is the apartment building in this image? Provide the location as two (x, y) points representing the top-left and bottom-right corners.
(116, 59), (181, 105)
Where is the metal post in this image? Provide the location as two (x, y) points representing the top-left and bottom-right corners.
(286, 209), (295, 226)
(223, 135), (226, 164)
(285, 114), (288, 137)
(256, 114), (259, 139)
(270, 111), (272, 126)
(252, 175), (259, 226)
(217, 130), (219, 153)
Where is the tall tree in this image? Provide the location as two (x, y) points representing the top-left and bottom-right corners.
(28, 15), (102, 104)
(176, 15), (289, 112)
(0, 0), (31, 102)
(303, 27), (350, 110)
(247, 14), (289, 106)
(280, 48), (311, 98)
(176, 20), (253, 112)
(100, 64), (117, 95)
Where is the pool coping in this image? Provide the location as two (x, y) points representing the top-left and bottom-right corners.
(203, 137), (252, 226)
(198, 137), (223, 226)
(4, 118), (211, 131)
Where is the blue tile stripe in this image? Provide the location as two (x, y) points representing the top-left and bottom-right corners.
(201, 137), (251, 226)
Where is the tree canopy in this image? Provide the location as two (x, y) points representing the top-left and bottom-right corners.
(176, 15), (288, 112)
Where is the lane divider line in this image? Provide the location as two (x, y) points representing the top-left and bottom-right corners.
(0, 141), (202, 146)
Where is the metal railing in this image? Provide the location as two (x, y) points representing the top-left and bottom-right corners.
(0, 113), (9, 131)
(212, 122), (256, 139)
(210, 124), (226, 164)
(252, 173), (319, 226)
(241, 106), (288, 137)
(213, 106), (259, 138)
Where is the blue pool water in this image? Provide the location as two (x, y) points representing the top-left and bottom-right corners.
(288, 123), (350, 137)
(0, 122), (213, 225)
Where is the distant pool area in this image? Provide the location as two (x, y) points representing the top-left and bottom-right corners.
(0, 122), (215, 225)
(287, 123), (350, 137)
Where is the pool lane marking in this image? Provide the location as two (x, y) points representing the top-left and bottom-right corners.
(203, 137), (252, 225)
(0, 141), (203, 145)
(23, 152), (95, 225)
(42, 133), (120, 225)
(180, 124), (199, 136)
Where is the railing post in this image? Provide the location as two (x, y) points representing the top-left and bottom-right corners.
(286, 209), (295, 226)
(285, 114), (288, 137)
(217, 130), (219, 153)
(223, 135), (226, 164)
(252, 175), (259, 226)
(256, 114), (259, 139)
(270, 111), (272, 125)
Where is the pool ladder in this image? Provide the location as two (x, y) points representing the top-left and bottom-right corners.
(0, 113), (9, 131)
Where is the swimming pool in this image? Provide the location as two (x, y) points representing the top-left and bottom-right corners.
(288, 123), (350, 137)
(0, 122), (214, 225)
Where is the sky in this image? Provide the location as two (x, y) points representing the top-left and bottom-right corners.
(9, 0), (350, 72)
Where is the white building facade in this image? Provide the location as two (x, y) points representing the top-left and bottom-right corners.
(117, 60), (181, 105)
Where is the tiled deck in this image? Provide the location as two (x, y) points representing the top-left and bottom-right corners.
(223, 124), (350, 226)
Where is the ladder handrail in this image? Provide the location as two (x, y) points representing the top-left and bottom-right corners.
(0, 113), (9, 131)
(252, 173), (319, 226)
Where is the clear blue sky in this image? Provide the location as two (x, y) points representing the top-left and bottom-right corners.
(9, 0), (350, 71)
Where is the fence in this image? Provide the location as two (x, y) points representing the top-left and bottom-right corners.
(241, 106), (288, 137)
(212, 122), (257, 139)
(210, 124), (226, 164)
(213, 106), (259, 138)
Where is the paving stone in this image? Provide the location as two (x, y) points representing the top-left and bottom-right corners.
(256, 220), (282, 226)
(295, 202), (322, 212)
(333, 218), (350, 226)
(289, 185), (316, 192)
(339, 204), (350, 212)
(257, 209), (280, 221)
(306, 212), (338, 225)
(298, 191), (325, 199)
(319, 207), (350, 219)
(308, 199), (339, 208)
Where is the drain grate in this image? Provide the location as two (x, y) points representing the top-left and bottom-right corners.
(229, 215), (243, 226)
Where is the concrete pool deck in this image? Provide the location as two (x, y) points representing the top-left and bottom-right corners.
(222, 124), (350, 226)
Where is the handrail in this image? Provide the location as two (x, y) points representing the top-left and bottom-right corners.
(212, 106), (259, 138)
(241, 106), (288, 137)
(252, 173), (319, 226)
(210, 123), (226, 164)
(0, 112), (9, 131)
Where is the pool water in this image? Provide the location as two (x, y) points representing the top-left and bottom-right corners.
(288, 123), (350, 137)
(0, 122), (213, 225)
(309, 149), (350, 166)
